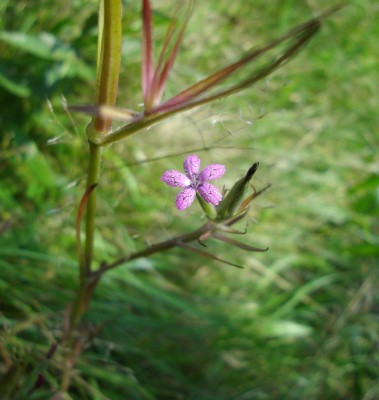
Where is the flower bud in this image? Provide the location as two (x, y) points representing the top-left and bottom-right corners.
(216, 162), (259, 221)
(196, 193), (217, 220)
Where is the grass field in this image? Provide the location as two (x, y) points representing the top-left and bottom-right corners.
(0, 0), (378, 399)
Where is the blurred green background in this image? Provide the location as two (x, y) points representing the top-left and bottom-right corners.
(0, 0), (378, 399)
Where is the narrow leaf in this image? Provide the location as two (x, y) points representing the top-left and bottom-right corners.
(224, 208), (250, 226)
(84, 6), (344, 147)
(0, 68), (31, 97)
(0, 31), (61, 60)
(175, 241), (243, 268)
(213, 233), (268, 252)
(142, 0), (154, 101)
(238, 183), (272, 212)
(152, 15), (323, 115)
(151, 1), (192, 108)
(217, 225), (248, 235)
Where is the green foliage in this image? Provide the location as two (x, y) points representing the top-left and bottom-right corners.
(1, 0), (378, 399)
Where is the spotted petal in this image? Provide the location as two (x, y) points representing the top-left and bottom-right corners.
(198, 182), (223, 205)
(183, 154), (200, 177)
(199, 164), (226, 181)
(161, 170), (191, 187)
(176, 187), (196, 210)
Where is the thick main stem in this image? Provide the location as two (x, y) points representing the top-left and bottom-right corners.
(83, 143), (103, 276)
(62, 0), (122, 391)
(78, 0), (122, 301)
(68, 143), (102, 337)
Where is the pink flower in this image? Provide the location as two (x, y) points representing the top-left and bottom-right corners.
(161, 155), (226, 211)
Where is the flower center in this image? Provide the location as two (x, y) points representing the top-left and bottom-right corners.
(188, 173), (202, 190)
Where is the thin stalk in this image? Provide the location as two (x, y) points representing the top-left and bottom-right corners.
(94, 184), (272, 276)
(96, 222), (213, 274)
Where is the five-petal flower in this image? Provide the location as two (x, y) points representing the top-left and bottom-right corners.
(161, 155), (225, 211)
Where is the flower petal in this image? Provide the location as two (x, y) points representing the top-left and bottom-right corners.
(199, 164), (226, 181)
(183, 154), (200, 177)
(161, 170), (191, 187)
(176, 187), (196, 210)
(198, 182), (223, 205)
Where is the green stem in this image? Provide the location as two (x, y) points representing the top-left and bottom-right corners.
(81, 0), (122, 277)
(94, 0), (123, 132)
(64, 0), (122, 375)
(96, 222), (213, 275)
(82, 143), (103, 276)
(68, 282), (88, 331)
(68, 143), (102, 333)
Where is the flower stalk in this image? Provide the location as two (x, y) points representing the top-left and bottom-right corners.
(95, 162), (269, 276)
